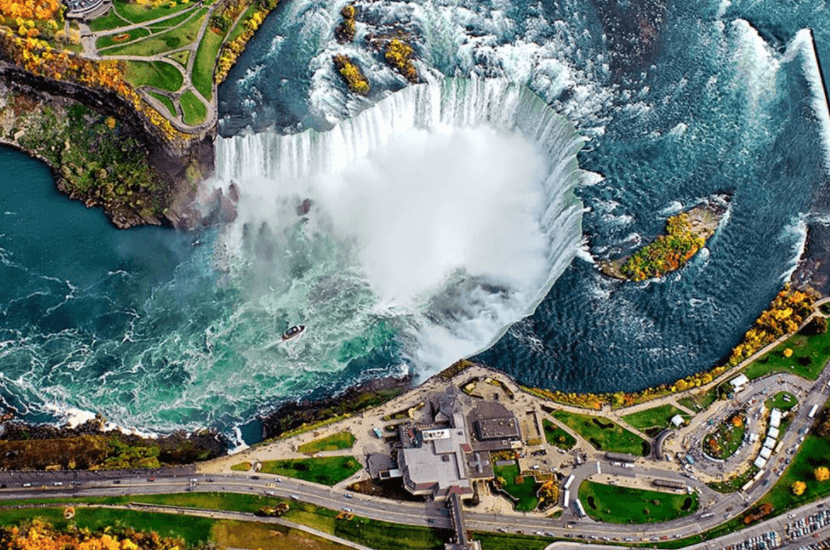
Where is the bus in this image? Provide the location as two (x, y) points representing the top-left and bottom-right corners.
(563, 474), (575, 490)
(809, 404), (819, 419)
(574, 499), (587, 518)
(699, 512), (714, 519)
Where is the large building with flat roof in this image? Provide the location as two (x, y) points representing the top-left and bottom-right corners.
(397, 414), (474, 499)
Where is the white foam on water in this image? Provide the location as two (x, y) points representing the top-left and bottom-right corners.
(216, 77), (593, 379)
(786, 29), (830, 173)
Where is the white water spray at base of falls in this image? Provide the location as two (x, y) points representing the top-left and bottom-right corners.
(214, 78), (592, 377)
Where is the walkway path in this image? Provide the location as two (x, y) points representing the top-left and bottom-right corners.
(79, 0), (225, 133)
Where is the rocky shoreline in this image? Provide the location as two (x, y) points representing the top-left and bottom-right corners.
(0, 413), (228, 471)
(0, 372), (411, 470)
(0, 61), (235, 230)
(257, 373), (412, 442)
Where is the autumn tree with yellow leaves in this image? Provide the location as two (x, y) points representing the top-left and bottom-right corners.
(791, 481), (807, 496)
(727, 287), (815, 366)
(0, 0), (61, 22)
(0, 520), (189, 550)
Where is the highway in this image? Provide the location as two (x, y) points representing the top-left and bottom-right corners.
(1, 467), (830, 548)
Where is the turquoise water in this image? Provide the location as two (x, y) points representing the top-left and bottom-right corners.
(4, 0), (830, 441)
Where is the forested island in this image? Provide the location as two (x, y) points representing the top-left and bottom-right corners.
(599, 200), (728, 281)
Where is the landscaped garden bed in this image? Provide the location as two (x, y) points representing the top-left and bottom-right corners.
(702, 412), (746, 459)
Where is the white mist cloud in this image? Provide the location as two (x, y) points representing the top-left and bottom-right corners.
(313, 124), (550, 307)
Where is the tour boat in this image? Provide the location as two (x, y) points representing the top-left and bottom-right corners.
(282, 325), (306, 341)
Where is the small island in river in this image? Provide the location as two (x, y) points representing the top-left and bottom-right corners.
(599, 198), (729, 281)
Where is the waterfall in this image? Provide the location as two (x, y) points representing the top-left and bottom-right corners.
(214, 77), (592, 377)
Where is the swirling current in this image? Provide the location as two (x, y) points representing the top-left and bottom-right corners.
(2, 0), (830, 443)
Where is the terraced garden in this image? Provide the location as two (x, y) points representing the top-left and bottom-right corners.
(85, 0), (277, 128)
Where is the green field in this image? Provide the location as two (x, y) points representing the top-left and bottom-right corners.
(0, 507), (215, 546)
(124, 60), (183, 92)
(743, 329), (830, 381)
(192, 27), (226, 99)
(260, 455), (362, 485)
(113, 0), (197, 25)
(146, 10), (197, 31)
(542, 419), (576, 450)
(552, 410), (650, 456)
(622, 404), (689, 431)
(168, 49), (191, 67)
(96, 27), (150, 49)
(148, 91), (177, 117)
(578, 480), (698, 524)
(101, 8), (207, 57)
(0, 491), (553, 550)
(493, 462), (539, 512)
(749, 435), (830, 512)
(678, 386), (720, 413)
(766, 391), (798, 411)
(89, 10), (131, 32)
(180, 90), (207, 125)
(298, 431), (356, 453)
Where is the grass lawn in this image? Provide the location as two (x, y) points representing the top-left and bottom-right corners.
(146, 10), (196, 31)
(260, 455), (362, 485)
(180, 90), (207, 125)
(743, 329), (830, 381)
(148, 91), (177, 117)
(89, 10), (130, 32)
(192, 27), (226, 99)
(622, 404), (689, 431)
(113, 0), (196, 25)
(231, 461), (252, 471)
(578, 480), (698, 524)
(168, 49), (191, 66)
(0, 507), (215, 546)
(124, 60), (183, 92)
(96, 28), (150, 49)
(678, 386), (720, 413)
(552, 410), (650, 456)
(766, 391), (798, 411)
(211, 519), (351, 550)
(749, 435), (830, 512)
(702, 413), (746, 459)
(298, 431), (356, 454)
(102, 8), (207, 57)
(493, 462), (539, 512)
(542, 419), (576, 450)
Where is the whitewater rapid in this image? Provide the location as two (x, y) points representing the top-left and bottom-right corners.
(215, 77), (589, 376)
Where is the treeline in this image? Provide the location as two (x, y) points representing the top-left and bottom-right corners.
(214, 0), (277, 85)
(0, 520), (196, 550)
(526, 287), (816, 410)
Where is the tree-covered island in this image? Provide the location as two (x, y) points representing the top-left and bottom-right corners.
(599, 200), (728, 281)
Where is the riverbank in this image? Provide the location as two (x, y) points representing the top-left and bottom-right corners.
(0, 414), (227, 470)
(0, 61), (232, 229)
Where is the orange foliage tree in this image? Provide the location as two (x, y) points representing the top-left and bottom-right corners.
(0, 0), (61, 21)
